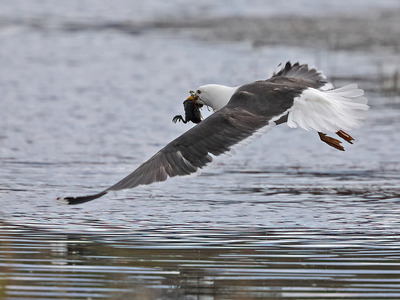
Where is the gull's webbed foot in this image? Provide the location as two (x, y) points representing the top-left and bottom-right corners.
(318, 132), (344, 151)
(336, 130), (354, 144)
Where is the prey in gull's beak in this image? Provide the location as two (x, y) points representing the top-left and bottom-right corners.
(172, 91), (203, 124)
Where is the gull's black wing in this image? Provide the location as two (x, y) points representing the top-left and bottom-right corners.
(61, 99), (273, 204)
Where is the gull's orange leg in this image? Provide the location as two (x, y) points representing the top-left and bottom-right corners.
(336, 130), (354, 144)
(318, 132), (344, 151)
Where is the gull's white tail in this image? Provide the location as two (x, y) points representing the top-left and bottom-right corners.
(287, 84), (369, 133)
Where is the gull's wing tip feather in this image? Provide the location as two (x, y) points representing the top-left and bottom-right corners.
(56, 191), (108, 205)
(272, 61), (328, 82)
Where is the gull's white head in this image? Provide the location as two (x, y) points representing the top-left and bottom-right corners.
(192, 84), (238, 111)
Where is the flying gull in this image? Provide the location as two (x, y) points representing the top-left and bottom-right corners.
(59, 62), (369, 205)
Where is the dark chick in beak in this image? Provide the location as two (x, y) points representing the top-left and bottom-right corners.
(172, 93), (203, 124)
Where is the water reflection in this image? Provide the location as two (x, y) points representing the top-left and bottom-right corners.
(1, 223), (400, 299)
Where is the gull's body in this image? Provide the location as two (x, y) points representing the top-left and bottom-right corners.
(60, 62), (369, 204)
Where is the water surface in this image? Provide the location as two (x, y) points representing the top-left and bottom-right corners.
(1, 1), (400, 299)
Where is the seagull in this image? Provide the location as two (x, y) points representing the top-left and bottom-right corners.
(59, 62), (369, 205)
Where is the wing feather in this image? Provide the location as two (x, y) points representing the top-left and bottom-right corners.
(63, 106), (270, 204)
(107, 107), (268, 192)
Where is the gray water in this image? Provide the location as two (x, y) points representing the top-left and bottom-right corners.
(1, 1), (400, 299)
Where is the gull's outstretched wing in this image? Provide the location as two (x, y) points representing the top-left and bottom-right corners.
(61, 102), (274, 205)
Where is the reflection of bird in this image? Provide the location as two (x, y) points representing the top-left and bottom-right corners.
(59, 62), (369, 205)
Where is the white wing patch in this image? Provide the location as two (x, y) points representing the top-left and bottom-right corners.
(287, 84), (369, 133)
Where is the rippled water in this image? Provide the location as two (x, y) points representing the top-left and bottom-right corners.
(1, 1), (400, 299)
(2, 221), (400, 299)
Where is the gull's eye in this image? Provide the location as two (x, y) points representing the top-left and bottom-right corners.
(196, 89), (201, 94)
